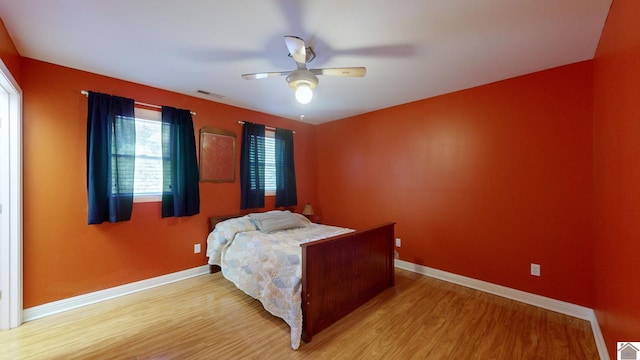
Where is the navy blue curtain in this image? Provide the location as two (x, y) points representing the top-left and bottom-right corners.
(275, 128), (297, 207)
(240, 122), (266, 209)
(161, 106), (200, 217)
(86, 91), (136, 224)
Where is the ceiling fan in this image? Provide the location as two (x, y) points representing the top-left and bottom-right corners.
(241, 36), (366, 104)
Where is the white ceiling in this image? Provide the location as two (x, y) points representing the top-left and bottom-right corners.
(0, 0), (611, 124)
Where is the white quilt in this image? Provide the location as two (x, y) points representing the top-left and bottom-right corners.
(206, 214), (353, 349)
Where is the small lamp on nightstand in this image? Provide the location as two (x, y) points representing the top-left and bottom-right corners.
(302, 202), (314, 221)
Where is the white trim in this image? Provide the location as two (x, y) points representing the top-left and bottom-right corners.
(0, 59), (22, 330)
(133, 195), (161, 203)
(590, 318), (609, 360)
(23, 265), (210, 322)
(394, 260), (609, 360)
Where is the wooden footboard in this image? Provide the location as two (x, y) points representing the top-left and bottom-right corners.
(300, 222), (395, 343)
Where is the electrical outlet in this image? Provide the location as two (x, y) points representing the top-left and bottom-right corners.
(530, 263), (541, 276)
(194, 244), (201, 254)
(395, 238), (401, 247)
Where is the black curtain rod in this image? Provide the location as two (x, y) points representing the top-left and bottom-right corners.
(237, 120), (295, 134)
(80, 90), (196, 116)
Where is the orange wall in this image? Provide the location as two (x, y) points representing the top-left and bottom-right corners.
(317, 62), (594, 307)
(20, 58), (317, 307)
(0, 17), (21, 82)
(593, 0), (640, 357)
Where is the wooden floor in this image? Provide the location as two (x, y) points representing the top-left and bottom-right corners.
(0, 269), (598, 359)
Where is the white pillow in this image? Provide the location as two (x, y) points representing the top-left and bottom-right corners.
(249, 210), (308, 233)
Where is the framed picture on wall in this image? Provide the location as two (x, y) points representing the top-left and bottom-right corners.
(199, 127), (236, 183)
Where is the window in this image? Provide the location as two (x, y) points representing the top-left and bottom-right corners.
(131, 108), (164, 202)
(260, 129), (296, 199)
(89, 93), (198, 222)
(240, 122), (297, 209)
(264, 129), (276, 195)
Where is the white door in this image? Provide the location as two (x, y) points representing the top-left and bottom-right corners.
(0, 60), (22, 330)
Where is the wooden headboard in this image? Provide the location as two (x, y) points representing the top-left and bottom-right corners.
(209, 208), (300, 232)
(208, 214), (242, 232)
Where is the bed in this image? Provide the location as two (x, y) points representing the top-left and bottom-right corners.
(205, 210), (395, 349)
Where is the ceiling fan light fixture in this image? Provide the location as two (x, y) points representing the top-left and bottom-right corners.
(295, 83), (313, 104)
(287, 69), (318, 104)
(243, 37), (365, 106)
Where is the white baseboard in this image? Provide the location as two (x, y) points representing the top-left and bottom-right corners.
(394, 259), (609, 360)
(23, 265), (210, 322)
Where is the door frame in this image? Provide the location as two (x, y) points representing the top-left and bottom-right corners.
(0, 59), (22, 330)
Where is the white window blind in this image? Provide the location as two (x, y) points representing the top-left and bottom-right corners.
(264, 129), (276, 195)
(133, 108), (163, 202)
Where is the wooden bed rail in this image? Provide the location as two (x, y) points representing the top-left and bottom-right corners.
(300, 222), (395, 343)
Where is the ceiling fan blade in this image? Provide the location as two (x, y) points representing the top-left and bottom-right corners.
(284, 35), (307, 67)
(241, 71), (291, 80)
(310, 67), (367, 77)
